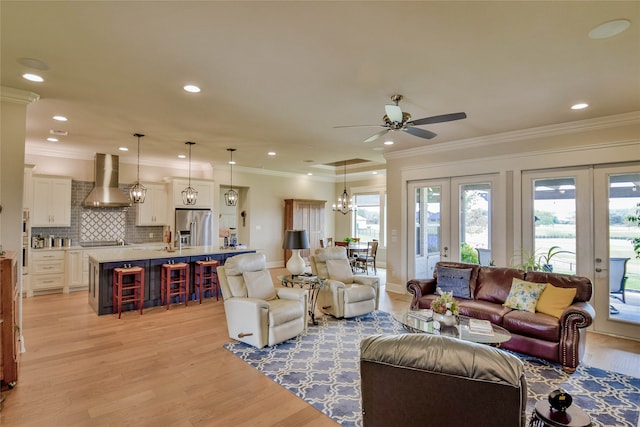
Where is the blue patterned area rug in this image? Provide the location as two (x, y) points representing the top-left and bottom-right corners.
(223, 311), (640, 427)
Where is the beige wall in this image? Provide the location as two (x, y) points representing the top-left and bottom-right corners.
(384, 112), (640, 293)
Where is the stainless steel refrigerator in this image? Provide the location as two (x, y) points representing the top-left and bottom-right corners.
(175, 208), (214, 247)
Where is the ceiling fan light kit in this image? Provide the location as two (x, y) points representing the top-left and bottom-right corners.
(336, 93), (467, 143)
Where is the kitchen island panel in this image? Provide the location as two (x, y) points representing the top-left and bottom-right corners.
(88, 247), (255, 315)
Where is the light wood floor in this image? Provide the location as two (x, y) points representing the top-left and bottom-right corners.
(1, 268), (639, 426)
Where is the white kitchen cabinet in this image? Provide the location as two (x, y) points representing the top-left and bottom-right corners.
(66, 249), (89, 292)
(31, 176), (72, 227)
(170, 178), (214, 208)
(30, 250), (66, 296)
(136, 183), (169, 225)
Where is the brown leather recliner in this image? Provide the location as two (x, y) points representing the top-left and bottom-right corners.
(360, 333), (528, 427)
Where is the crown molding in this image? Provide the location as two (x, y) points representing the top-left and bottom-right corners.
(0, 86), (40, 104)
(385, 111), (640, 161)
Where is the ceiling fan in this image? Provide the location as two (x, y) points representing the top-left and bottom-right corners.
(335, 94), (467, 143)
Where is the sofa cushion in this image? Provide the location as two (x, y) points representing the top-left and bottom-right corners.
(502, 309), (560, 342)
(326, 258), (354, 284)
(503, 278), (547, 312)
(524, 271), (591, 302)
(536, 284), (577, 318)
(457, 299), (512, 325)
(243, 269), (277, 300)
(474, 267), (525, 304)
(436, 266), (472, 298)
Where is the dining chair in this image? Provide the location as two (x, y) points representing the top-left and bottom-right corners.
(356, 241), (379, 274)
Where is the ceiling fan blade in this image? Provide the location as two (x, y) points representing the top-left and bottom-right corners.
(408, 112), (467, 126)
(334, 124), (386, 129)
(364, 129), (390, 143)
(403, 127), (437, 140)
(385, 104), (403, 123)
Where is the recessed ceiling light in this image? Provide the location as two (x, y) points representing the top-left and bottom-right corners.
(571, 103), (589, 110)
(22, 73), (44, 82)
(307, 172), (313, 176)
(383, 140), (394, 145)
(268, 152), (276, 156)
(372, 171), (378, 175)
(119, 147), (128, 151)
(178, 154), (186, 159)
(589, 19), (631, 39)
(183, 84), (201, 93)
(47, 137), (58, 142)
(228, 160), (236, 165)
(53, 115), (67, 121)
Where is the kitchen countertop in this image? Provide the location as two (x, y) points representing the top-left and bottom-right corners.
(87, 245), (254, 263)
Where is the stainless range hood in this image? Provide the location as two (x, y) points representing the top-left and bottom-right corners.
(83, 153), (132, 207)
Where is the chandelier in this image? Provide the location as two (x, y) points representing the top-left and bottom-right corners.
(332, 161), (357, 215)
(181, 141), (198, 205)
(224, 148), (238, 206)
(129, 133), (147, 203)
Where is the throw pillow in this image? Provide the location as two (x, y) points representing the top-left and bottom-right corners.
(536, 284), (577, 318)
(503, 278), (547, 312)
(243, 270), (277, 300)
(326, 258), (354, 283)
(436, 266), (472, 299)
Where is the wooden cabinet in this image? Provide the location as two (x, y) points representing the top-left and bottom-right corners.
(30, 250), (65, 295)
(1, 252), (19, 387)
(66, 249), (89, 292)
(170, 178), (214, 209)
(31, 176), (72, 227)
(136, 183), (169, 226)
(284, 199), (325, 263)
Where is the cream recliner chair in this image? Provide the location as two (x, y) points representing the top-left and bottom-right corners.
(310, 246), (379, 318)
(217, 253), (308, 348)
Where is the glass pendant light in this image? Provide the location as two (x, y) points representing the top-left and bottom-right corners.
(129, 133), (147, 203)
(224, 148), (238, 206)
(181, 141), (198, 205)
(332, 161), (357, 215)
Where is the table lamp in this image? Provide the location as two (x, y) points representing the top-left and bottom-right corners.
(283, 229), (309, 276)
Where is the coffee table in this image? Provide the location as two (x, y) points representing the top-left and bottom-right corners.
(394, 310), (512, 345)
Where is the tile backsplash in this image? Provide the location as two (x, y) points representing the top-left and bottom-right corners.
(80, 209), (126, 242)
(31, 180), (163, 245)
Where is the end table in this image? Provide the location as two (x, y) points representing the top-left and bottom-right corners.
(529, 400), (591, 427)
(278, 275), (324, 325)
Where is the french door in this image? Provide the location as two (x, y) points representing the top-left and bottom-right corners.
(524, 164), (640, 340)
(409, 175), (498, 279)
(593, 164), (640, 339)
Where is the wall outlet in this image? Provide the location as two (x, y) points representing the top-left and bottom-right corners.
(149, 233), (154, 238)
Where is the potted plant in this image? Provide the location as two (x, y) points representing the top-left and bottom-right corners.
(343, 237), (355, 243)
(537, 246), (573, 272)
(511, 248), (542, 272)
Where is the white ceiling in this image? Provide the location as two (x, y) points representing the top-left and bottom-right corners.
(2, 1), (639, 177)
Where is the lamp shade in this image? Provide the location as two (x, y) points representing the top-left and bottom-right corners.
(283, 230), (310, 250)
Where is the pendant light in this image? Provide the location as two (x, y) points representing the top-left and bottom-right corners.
(332, 161), (357, 215)
(129, 133), (147, 203)
(224, 148), (238, 206)
(181, 141), (198, 205)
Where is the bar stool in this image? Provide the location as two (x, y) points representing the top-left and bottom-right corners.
(161, 262), (189, 309)
(194, 259), (220, 303)
(112, 265), (145, 319)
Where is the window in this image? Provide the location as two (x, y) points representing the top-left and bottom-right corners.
(353, 191), (385, 245)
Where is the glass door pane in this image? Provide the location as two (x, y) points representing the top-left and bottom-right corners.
(409, 180), (450, 279)
(532, 177), (577, 274)
(459, 183), (491, 264)
(606, 172), (640, 327)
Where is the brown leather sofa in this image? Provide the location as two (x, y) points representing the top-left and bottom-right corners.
(360, 333), (528, 427)
(407, 261), (595, 373)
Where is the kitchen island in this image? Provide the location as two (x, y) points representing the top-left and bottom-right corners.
(88, 246), (255, 315)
